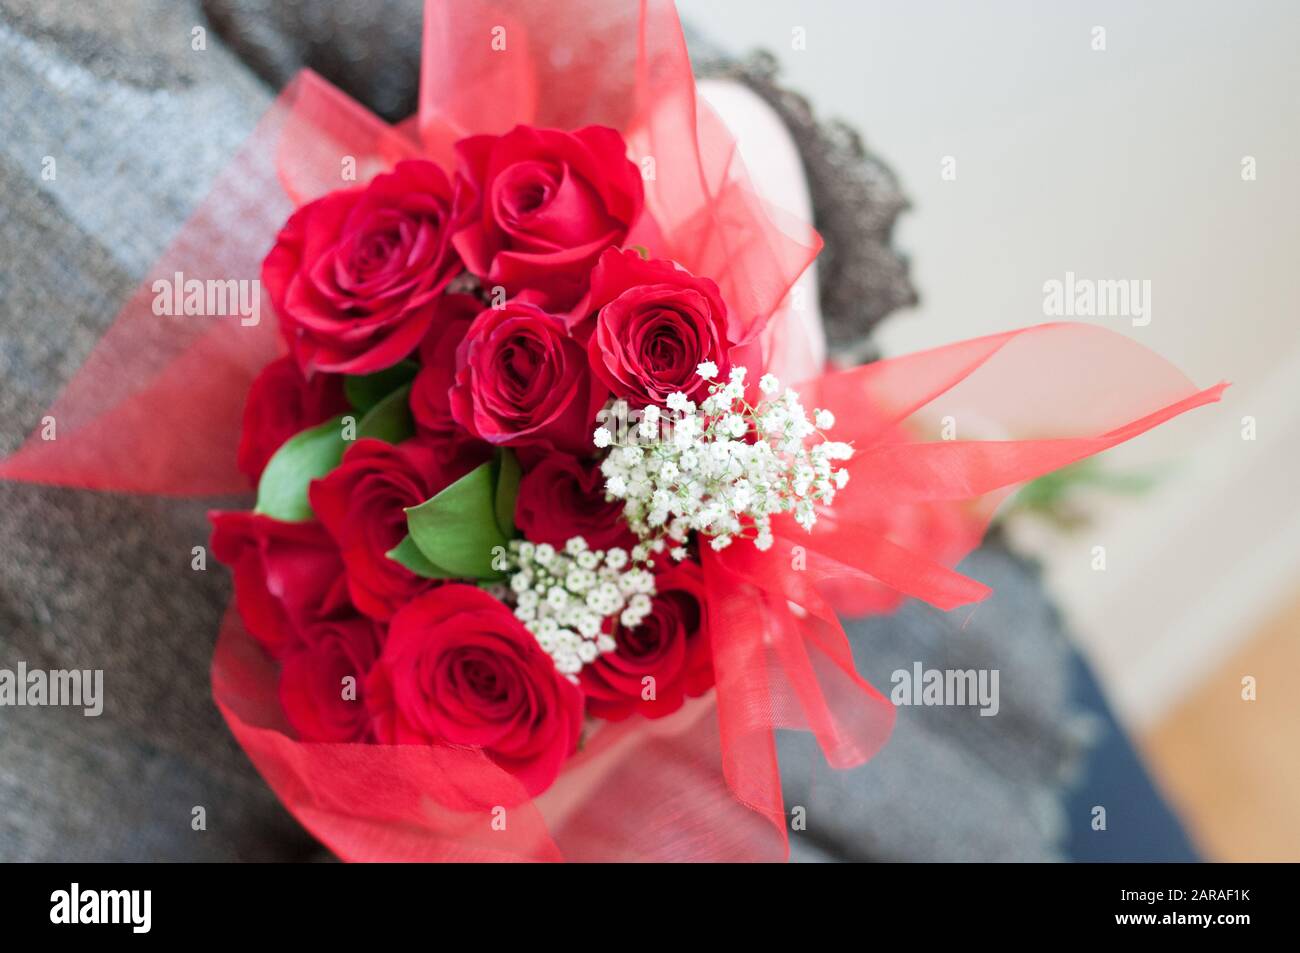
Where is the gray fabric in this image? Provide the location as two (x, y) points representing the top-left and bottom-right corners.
(0, 0), (1084, 862)
(0, 0), (314, 861)
(200, 0), (424, 124)
(781, 541), (1095, 863)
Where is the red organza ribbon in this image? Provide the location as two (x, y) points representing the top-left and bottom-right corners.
(0, 0), (1224, 861)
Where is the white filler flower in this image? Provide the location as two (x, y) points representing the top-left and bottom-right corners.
(597, 365), (852, 557)
(490, 536), (657, 680)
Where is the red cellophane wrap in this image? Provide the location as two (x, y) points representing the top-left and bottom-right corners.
(0, 0), (1225, 861)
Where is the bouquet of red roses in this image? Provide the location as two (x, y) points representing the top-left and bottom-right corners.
(0, 0), (1224, 861)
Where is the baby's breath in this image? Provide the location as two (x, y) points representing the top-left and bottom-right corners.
(597, 365), (852, 557)
(493, 537), (655, 681)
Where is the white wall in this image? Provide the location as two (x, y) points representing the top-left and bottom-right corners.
(679, 0), (1300, 725)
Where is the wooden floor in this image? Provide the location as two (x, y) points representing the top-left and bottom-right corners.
(1139, 586), (1300, 862)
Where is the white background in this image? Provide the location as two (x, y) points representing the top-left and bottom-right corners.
(679, 0), (1300, 725)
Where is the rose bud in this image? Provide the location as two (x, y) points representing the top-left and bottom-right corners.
(449, 301), (606, 455)
(581, 247), (734, 408)
(262, 159), (468, 375)
(452, 125), (644, 311)
(309, 438), (486, 620)
(367, 584), (584, 796)
(209, 511), (350, 659)
(410, 294), (483, 440)
(515, 454), (636, 552)
(580, 562), (713, 720)
(237, 356), (350, 484)
(279, 611), (384, 742)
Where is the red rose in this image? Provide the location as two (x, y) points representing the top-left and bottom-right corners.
(310, 438), (483, 620)
(580, 562), (713, 720)
(452, 125), (644, 311)
(410, 293), (480, 441)
(263, 159), (467, 375)
(515, 455), (636, 552)
(237, 356), (349, 484)
(366, 584), (583, 796)
(582, 248), (733, 407)
(449, 302), (606, 455)
(209, 511), (349, 659)
(279, 612), (384, 742)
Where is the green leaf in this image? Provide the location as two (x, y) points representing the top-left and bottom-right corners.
(344, 360), (418, 415)
(250, 379), (417, 523)
(404, 456), (512, 579)
(628, 244), (649, 260)
(253, 415), (348, 522)
(386, 534), (452, 579)
(494, 448), (521, 537)
(355, 383), (414, 444)
(1008, 458), (1167, 532)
